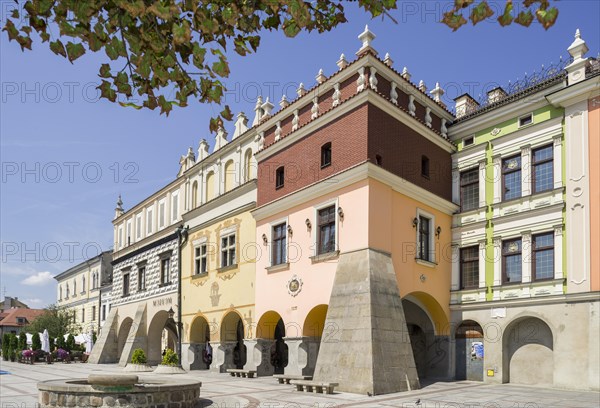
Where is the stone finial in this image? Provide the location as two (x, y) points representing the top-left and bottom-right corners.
(337, 53), (348, 70)
(261, 97), (274, 118)
(274, 121), (282, 141)
(214, 126), (228, 151)
(430, 82), (446, 108)
(198, 139), (209, 161)
(401, 67), (411, 82)
(418, 80), (427, 93)
(252, 95), (263, 126)
(178, 146), (196, 176)
(279, 94), (289, 109)
(292, 109), (299, 131)
(369, 67), (378, 91)
(316, 68), (327, 84)
(332, 83), (341, 107)
(114, 195), (124, 219)
(232, 112), (248, 139)
(297, 83), (306, 98)
(390, 82), (398, 105)
(566, 28), (589, 85)
(356, 24), (377, 57)
(383, 52), (393, 67)
(311, 96), (319, 119)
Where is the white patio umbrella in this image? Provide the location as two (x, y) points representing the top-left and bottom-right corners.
(85, 329), (94, 353)
(26, 333), (32, 345)
(74, 334), (87, 345)
(42, 329), (50, 353)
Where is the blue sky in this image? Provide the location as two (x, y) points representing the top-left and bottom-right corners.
(1, 1), (599, 308)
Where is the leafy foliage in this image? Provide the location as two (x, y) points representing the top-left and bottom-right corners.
(24, 305), (80, 339)
(56, 333), (66, 350)
(18, 332), (27, 351)
(31, 332), (42, 351)
(131, 348), (147, 364)
(4, 1), (559, 129)
(1, 334), (10, 360)
(66, 334), (76, 352)
(161, 348), (179, 366)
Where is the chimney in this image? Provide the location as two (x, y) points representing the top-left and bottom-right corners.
(454, 93), (480, 119)
(487, 87), (507, 104)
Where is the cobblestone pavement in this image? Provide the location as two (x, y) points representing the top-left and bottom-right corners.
(1, 360), (598, 408)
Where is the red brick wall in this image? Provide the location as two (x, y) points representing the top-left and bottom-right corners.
(367, 104), (452, 201)
(257, 104), (369, 206)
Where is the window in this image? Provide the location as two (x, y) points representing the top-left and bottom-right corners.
(318, 205), (336, 255)
(16, 317), (26, 324)
(533, 144), (553, 193)
(102, 305), (106, 321)
(276, 166), (285, 189)
(224, 160), (235, 192)
(160, 258), (171, 285)
(147, 208), (153, 235)
(518, 113), (533, 127)
(502, 155), (522, 200)
(126, 220), (132, 245)
(206, 171), (215, 201)
(171, 192), (179, 222)
(118, 226), (123, 248)
(195, 244), (208, 275)
(138, 266), (146, 291)
(92, 306), (96, 321)
(533, 232), (554, 281)
(321, 143), (332, 168)
(81, 276), (86, 294)
(59, 285), (62, 300)
(136, 213), (142, 240)
(221, 234), (236, 268)
(460, 246), (479, 289)
(73, 280), (77, 296)
(463, 136), (474, 146)
(159, 200), (166, 228)
(502, 238), (522, 283)
(244, 149), (253, 182)
(123, 272), (130, 296)
(191, 181), (198, 208)
(460, 168), (479, 211)
(375, 155), (382, 166)
(421, 156), (430, 178)
(417, 216), (431, 261)
(66, 284), (70, 298)
(272, 223), (287, 265)
(81, 308), (85, 323)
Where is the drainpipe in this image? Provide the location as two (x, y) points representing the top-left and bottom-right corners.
(176, 225), (189, 366)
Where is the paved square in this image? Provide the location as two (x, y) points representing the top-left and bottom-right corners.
(1, 361), (598, 407)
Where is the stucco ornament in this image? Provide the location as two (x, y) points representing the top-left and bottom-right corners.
(287, 275), (303, 297)
(491, 127), (501, 136)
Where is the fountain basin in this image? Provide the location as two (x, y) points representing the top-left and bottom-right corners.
(37, 374), (201, 408)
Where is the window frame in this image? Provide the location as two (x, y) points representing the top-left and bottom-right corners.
(421, 155), (430, 179)
(317, 204), (337, 255)
(271, 222), (287, 265)
(459, 246), (479, 289)
(502, 154), (522, 201)
(194, 243), (208, 275)
(137, 265), (146, 291)
(275, 166), (285, 190)
(463, 136), (474, 147)
(92, 305), (96, 321)
(415, 209), (435, 264)
(158, 198), (166, 229)
(502, 238), (523, 284)
(518, 113), (533, 128)
(321, 142), (332, 169)
(220, 232), (237, 268)
(532, 144), (554, 194)
(122, 271), (130, 297)
(171, 191), (179, 222)
(460, 167), (479, 212)
(126, 219), (132, 246)
(532, 232), (554, 281)
(135, 212), (143, 240)
(160, 257), (171, 286)
(146, 207), (153, 235)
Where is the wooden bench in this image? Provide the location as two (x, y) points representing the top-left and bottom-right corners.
(226, 369), (256, 378)
(273, 374), (312, 384)
(290, 380), (338, 394)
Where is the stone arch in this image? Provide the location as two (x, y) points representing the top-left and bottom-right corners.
(191, 181), (198, 208)
(455, 320), (484, 381)
(256, 310), (283, 340)
(502, 316), (554, 385)
(189, 315), (210, 343)
(303, 304), (328, 337)
(117, 317), (133, 359)
(402, 295), (449, 379)
(221, 311), (246, 369)
(224, 159), (235, 192)
(147, 310), (178, 365)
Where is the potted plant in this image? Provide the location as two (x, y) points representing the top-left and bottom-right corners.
(22, 349), (33, 364)
(124, 348), (153, 372)
(57, 348), (70, 363)
(153, 349), (186, 374)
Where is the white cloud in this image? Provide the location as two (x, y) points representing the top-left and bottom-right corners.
(21, 271), (55, 286)
(23, 298), (44, 306)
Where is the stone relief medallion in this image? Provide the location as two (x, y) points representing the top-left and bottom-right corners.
(507, 159), (518, 169)
(491, 128), (501, 136)
(287, 275), (303, 297)
(508, 242), (519, 253)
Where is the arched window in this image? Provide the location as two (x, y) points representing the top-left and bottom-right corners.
(82, 276), (86, 293)
(224, 160), (235, 192)
(59, 285), (62, 300)
(73, 279), (77, 295)
(66, 284), (70, 298)
(244, 149), (253, 182)
(206, 171), (215, 201)
(191, 181), (198, 208)
(276, 166), (285, 189)
(321, 142), (332, 168)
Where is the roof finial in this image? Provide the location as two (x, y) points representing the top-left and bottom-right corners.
(356, 25), (377, 57)
(297, 83), (306, 98)
(337, 53), (348, 70)
(575, 28), (581, 39)
(316, 68), (327, 84)
(383, 52), (393, 67)
(279, 94), (289, 109)
(401, 67), (411, 82)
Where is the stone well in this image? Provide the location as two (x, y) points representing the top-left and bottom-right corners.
(37, 374), (201, 408)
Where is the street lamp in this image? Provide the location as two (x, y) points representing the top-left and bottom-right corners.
(168, 307), (175, 320)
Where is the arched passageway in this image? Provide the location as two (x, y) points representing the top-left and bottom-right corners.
(117, 317), (133, 359)
(221, 311), (246, 369)
(147, 310), (178, 365)
(455, 320), (484, 381)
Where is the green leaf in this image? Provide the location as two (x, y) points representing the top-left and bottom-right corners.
(470, 1), (494, 25)
(49, 39), (67, 58)
(220, 105), (233, 121)
(212, 58), (230, 77)
(98, 80), (117, 102)
(441, 11), (468, 31)
(2, 20), (19, 42)
(283, 20), (300, 37)
(99, 63), (111, 78)
(192, 44), (206, 68)
(66, 42), (86, 63)
(515, 10), (534, 27)
(497, 1), (514, 26)
(536, 7), (558, 30)
(173, 21), (192, 46)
